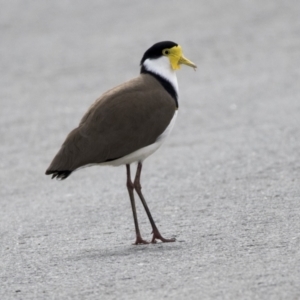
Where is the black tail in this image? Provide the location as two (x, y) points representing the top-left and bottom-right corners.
(45, 170), (72, 180)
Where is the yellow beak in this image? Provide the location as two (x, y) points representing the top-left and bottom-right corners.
(178, 55), (197, 69)
(168, 45), (197, 70)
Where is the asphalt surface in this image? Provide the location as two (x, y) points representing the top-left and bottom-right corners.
(1, 1), (300, 299)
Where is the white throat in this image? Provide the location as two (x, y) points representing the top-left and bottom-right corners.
(143, 56), (179, 94)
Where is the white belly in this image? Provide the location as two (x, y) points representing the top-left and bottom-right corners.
(101, 111), (178, 166)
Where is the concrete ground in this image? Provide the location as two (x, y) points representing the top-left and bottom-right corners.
(1, 0), (299, 299)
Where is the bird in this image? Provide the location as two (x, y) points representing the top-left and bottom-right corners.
(45, 41), (196, 245)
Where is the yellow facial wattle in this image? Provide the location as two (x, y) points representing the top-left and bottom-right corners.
(163, 45), (197, 70)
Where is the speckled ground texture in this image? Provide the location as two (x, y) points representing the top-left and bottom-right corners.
(1, 1), (300, 299)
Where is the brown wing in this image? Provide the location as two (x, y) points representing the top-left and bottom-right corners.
(46, 74), (176, 178)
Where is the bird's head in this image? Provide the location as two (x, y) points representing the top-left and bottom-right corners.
(140, 41), (197, 74)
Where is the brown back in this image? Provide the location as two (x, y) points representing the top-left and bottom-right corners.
(46, 74), (176, 173)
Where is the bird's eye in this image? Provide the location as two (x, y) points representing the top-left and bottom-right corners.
(163, 50), (169, 55)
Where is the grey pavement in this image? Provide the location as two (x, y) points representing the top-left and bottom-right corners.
(1, 1), (300, 299)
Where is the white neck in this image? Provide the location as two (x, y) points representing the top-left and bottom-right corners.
(143, 56), (179, 94)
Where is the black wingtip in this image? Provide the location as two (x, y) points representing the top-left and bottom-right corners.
(45, 170), (72, 180)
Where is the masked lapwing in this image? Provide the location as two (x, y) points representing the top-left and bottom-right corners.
(46, 41), (196, 244)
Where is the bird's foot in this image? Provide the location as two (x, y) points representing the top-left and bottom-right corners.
(133, 235), (149, 245)
(151, 229), (176, 243)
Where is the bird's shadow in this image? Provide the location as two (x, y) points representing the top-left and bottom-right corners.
(66, 241), (185, 262)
